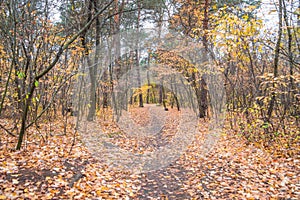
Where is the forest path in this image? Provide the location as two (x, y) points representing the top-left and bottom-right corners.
(110, 105), (299, 199)
(135, 123), (299, 199)
(81, 104), (299, 199)
(0, 106), (299, 199)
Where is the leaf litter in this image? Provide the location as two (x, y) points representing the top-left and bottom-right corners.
(0, 107), (299, 199)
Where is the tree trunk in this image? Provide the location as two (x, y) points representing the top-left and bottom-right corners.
(136, 1), (143, 107)
(267, 0), (282, 121)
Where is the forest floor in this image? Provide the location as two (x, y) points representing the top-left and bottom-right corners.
(0, 105), (299, 199)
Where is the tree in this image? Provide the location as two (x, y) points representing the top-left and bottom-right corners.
(0, 0), (115, 150)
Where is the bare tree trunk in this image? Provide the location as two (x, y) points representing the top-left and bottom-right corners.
(159, 83), (163, 105)
(81, 0), (96, 121)
(198, 0), (210, 118)
(146, 51), (151, 104)
(136, 1), (143, 107)
(267, 0), (282, 121)
(282, 0), (294, 105)
(171, 75), (180, 111)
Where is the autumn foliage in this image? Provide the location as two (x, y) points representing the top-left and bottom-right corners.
(0, 0), (299, 199)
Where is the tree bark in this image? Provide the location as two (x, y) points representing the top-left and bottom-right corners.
(136, 1), (143, 107)
(267, 0), (282, 121)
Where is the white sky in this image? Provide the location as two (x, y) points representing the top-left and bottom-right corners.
(257, 0), (279, 31)
(258, 0), (299, 30)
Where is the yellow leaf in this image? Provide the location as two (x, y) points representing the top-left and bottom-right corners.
(96, 189), (102, 196)
(101, 186), (109, 190)
(242, 15), (249, 21)
(0, 195), (6, 200)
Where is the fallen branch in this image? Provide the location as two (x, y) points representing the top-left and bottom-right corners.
(0, 123), (16, 137)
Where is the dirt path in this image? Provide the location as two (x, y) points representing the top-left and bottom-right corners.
(135, 124), (299, 199)
(106, 106), (299, 199)
(0, 106), (299, 199)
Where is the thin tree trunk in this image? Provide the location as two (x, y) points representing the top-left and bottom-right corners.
(267, 0), (283, 121)
(136, 1), (143, 107)
(146, 52), (151, 104)
(282, 0), (294, 100)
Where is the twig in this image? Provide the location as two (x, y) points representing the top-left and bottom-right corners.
(0, 123), (16, 137)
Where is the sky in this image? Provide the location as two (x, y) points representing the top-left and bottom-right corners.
(258, 0), (278, 29)
(258, 0), (299, 30)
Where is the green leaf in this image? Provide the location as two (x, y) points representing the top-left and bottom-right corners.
(262, 122), (269, 129)
(17, 71), (25, 79)
(34, 80), (39, 87)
